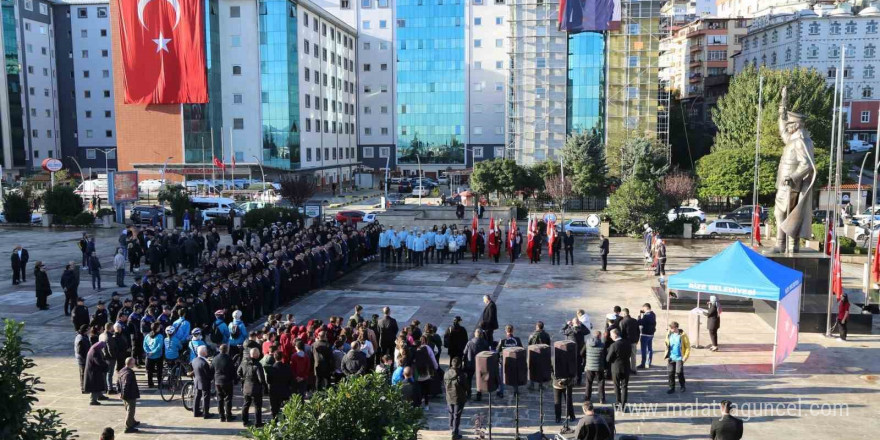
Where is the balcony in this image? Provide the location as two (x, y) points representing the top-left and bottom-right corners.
(690, 58), (703, 67)
(690, 44), (704, 52)
(704, 74), (731, 87)
(689, 73), (703, 84)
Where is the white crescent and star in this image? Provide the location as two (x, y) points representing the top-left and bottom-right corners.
(137, 0), (181, 53)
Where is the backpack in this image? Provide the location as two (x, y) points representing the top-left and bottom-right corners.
(230, 323), (241, 340)
(210, 321), (225, 344)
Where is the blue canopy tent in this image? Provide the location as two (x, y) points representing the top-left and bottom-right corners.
(667, 242), (804, 373)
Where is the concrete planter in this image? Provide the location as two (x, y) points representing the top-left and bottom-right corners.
(102, 215), (113, 228)
(683, 223), (693, 239)
(41, 214), (53, 227)
(166, 216), (176, 230)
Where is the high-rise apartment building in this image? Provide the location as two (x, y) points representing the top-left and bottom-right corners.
(716, 0), (836, 18)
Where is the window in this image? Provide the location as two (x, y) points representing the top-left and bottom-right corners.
(303, 12), (309, 26)
(379, 147), (390, 158)
(379, 20), (387, 29)
(864, 86), (874, 99)
(495, 82), (503, 91)
(830, 21), (841, 35)
(495, 39), (503, 48)
(103, 90), (110, 98)
(86, 149), (96, 160)
(808, 45), (819, 58)
(232, 65), (242, 75)
(830, 46), (840, 59)
(363, 106), (370, 114)
(362, 20), (370, 29)
(473, 126), (483, 135)
(316, 148), (321, 161)
(865, 65), (875, 79)
(474, 17), (482, 26)
(233, 118), (244, 129)
(363, 63), (371, 72)
(81, 29), (88, 38)
(378, 0), (389, 7)
(474, 39), (482, 48)
(708, 35), (727, 45)
(363, 42), (370, 51)
(231, 35), (241, 47)
(380, 85), (388, 93)
(867, 44), (876, 59)
(363, 147), (374, 158)
(304, 67), (310, 81)
(771, 52), (777, 66)
(77, 7), (87, 18)
(473, 147), (484, 158)
(846, 44), (855, 58)
(381, 106), (388, 114)
(474, 61), (482, 70)
(101, 50), (109, 57)
(364, 127), (372, 135)
(771, 30), (778, 43)
(846, 21), (857, 34)
(105, 130), (113, 138)
(495, 60), (503, 69)
(381, 127), (389, 135)
(473, 104), (483, 113)
(627, 23), (640, 35)
(233, 94), (243, 104)
(39, 2), (48, 14)
(97, 7), (107, 17)
(81, 50), (88, 58)
(305, 119), (311, 132)
(84, 90), (91, 98)
(105, 111), (111, 118)
(86, 130), (93, 138)
(785, 48), (792, 62)
(101, 29), (107, 37)
(102, 70), (109, 78)
(627, 56), (639, 67)
(786, 25), (792, 38)
(230, 6), (240, 17)
(362, 0), (371, 7)
(474, 0), (483, 4)
(809, 22), (820, 35)
(707, 50), (725, 61)
(869, 21), (879, 34)
(862, 111), (871, 123)
(496, 16), (503, 25)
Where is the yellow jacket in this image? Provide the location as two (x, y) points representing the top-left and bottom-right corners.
(664, 330), (690, 362)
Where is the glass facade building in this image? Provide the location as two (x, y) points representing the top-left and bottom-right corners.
(396, 0), (465, 165)
(259, 0), (301, 170)
(183, 0), (223, 164)
(567, 32), (605, 135)
(1, 0), (26, 167)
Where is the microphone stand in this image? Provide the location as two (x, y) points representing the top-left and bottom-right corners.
(514, 386), (522, 440)
(488, 391), (493, 440)
(559, 383), (574, 435)
(539, 382), (546, 437)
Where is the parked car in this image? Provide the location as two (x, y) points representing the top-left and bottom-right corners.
(190, 197), (244, 221)
(563, 219), (600, 236)
(696, 220), (751, 236)
(848, 139), (872, 153)
(335, 210), (366, 223)
(721, 205), (767, 225)
(0, 212), (42, 224)
(363, 212), (379, 223)
(813, 209), (844, 226)
(411, 185), (430, 197)
(850, 206), (880, 226)
(437, 176), (450, 185)
(138, 179), (165, 193)
(855, 223), (880, 244)
(398, 180), (413, 193)
(130, 206), (170, 225)
(386, 193), (406, 206)
(409, 178), (437, 189)
(666, 206), (706, 223)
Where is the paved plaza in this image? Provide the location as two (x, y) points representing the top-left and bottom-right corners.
(1, 226), (878, 439)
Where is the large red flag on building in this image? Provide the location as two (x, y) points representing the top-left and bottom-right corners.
(117, 0), (208, 104)
(488, 217), (498, 256)
(832, 244), (843, 300)
(471, 213), (478, 253)
(547, 219), (557, 256)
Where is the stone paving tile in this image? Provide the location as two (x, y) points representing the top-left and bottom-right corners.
(1, 227), (877, 439)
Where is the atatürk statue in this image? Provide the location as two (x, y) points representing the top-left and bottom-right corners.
(774, 87), (817, 253)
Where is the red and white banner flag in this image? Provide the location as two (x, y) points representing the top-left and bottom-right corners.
(488, 217), (498, 256)
(752, 205), (762, 246)
(526, 215), (535, 259)
(547, 218), (557, 256)
(832, 244), (843, 300)
(117, 0), (208, 104)
(471, 212), (478, 253)
(212, 156), (225, 171)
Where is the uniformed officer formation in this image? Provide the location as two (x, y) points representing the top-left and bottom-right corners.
(72, 219), (384, 432)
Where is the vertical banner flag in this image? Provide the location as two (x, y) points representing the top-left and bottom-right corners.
(825, 221), (833, 256)
(471, 212), (478, 253)
(526, 215), (535, 259)
(117, 0), (208, 104)
(547, 219), (557, 256)
(832, 244), (843, 300)
(509, 218), (517, 256)
(559, 0), (621, 34)
(873, 233), (880, 282)
(488, 217), (498, 257)
(752, 205), (762, 246)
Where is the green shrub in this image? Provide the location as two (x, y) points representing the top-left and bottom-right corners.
(504, 199), (529, 220)
(158, 184), (192, 223)
(663, 216), (701, 236)
(43, 186), (84, 218)
(250, 373), (424, 440)
(243, 207), (301, 229)
(2, 193), (32, 223)
(68, 212), (96, 226)
(95, 208), (115, 217)
(605, 178), (667, 236)
(0, 319), (77, 440)
(839, 236), (856, 254)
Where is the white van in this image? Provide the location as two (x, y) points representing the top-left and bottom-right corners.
(74, 178), (108, 200)
(190, 197), (244, 221)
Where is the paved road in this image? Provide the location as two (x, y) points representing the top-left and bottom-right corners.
(1, 227), (877, 439)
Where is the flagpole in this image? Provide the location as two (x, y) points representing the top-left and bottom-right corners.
(211, 128), (216, 191)
(868, 101), (880, 307)
(560, 154), (566, 228)
(201, 138), (207, 184)
(751, 76), (763, 248)
(229, 127), (235, 186)
(826, 45), (845, 337)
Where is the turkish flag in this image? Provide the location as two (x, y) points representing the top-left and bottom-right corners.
(825, 221), (833, 256)
(752, 205), (762, 246)
(872, 233), (880, 282)
(832, 244), (843, 300)
(471, 213), (478, 253)
(213, 156), (225, 171)
(488, 217), (498, 256)
(547, 219), (557, 256)
(117, 0), (208, 104)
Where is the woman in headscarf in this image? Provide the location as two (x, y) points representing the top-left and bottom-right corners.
(83, 341), (109, 405)
(706, 295), (721, 351)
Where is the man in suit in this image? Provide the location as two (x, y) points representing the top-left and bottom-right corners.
(117, 357), (141, 433)
(191, 345), (214, 418)
(710, 400), (744, 440)
(605, 329), (632, 412)
(11, 246), (21, 285)
(266, 351), (294, 418)
(15, 245), (29, 283)
(213, 344), (236, 422)
(618, 308), (641, 375)
(477, 295), (499, 345)
(377, 306), (399, 357)
(598, 235), (609, 271)
(237, 347), (268, 427)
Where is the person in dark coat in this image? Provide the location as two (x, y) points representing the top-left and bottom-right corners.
(84, 341), (109, 404)
(563, 317), (588, 384)
(266, 351), (293, 418)
(60, 263), (80, 315)
(341, 341), (369, 376)
(443, 316), (468, 366)
(584, 330), (606, 403)
(710, 400), (744, 440)
(312, 332), (335, 390)
(117, 357), (140, 433)
(72, 297), (89, 331)
(605, 329), (632, 412)
(706, 296), (721, 351)
(598, 235), (609, 271)
(75, 325), (91, 392)
(34, 261), (51, 310)
(191, 345), (214, 418)
(377, 306), (399, 358)
(477, 295), (499, 345)
(398, 367), (421, 408)
(444, 357), (468, 440)
(563, 231), (575, 265)
(13, 245), (29, 283)
(573, 401), (614, 440)
(237, 347), (268, 427)
(11, 246), (22, 285)
(213, 344), (236, 422)
(618, 309), (641, 374)
(462, 328), (489, 401)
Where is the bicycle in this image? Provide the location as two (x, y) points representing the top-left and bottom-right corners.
(159, 358), (191, 402)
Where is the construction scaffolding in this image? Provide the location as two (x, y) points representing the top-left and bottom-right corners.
(507, 0), (568, 166)
(605, 0), (670, 170)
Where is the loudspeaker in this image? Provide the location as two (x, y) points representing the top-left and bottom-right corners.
(527, 343), (552, 383)
(553, 340), (577, 379)
(475, 351), (499, 392)
(502, 347), (528, 387)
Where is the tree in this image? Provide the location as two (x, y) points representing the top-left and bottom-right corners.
(659, 171), (696, 209)
(250, 373), (424, 440)
(470, 159), (502, 197)
(605, 178), (667, 236)
(279, 176), (317, 207)
(471, 159), (532, 200)
(544, 175), (573, 221)
(158, 184), (193, 223)
(0, 319), (77, 440)
(2, 194), (32, 223)
(43, 186), (84, 221)
(561, 130), (608, 196)
(620, 137), (669, 183)
(712, 65), (834, 155)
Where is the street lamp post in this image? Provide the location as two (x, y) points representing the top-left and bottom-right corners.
(95, 148), (117, 177)
(384, 153), (391, 209)
(160, 156), (174, 228)
(858, 151), (873, 215)
(416, 154), (422, 207)
(67, 156), (85, 183)
(252, 155), (266, 197)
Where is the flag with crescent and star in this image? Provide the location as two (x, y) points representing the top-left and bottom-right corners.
(117, 0), (208, 104)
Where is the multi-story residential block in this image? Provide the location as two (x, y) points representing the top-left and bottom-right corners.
(662, 17), (748, 127)
(53, 0), (117, 174)
(0, 0), (60, 177)
(716, 0), (836, 18)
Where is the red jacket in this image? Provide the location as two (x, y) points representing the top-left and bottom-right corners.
(290, 351), (311, 380)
